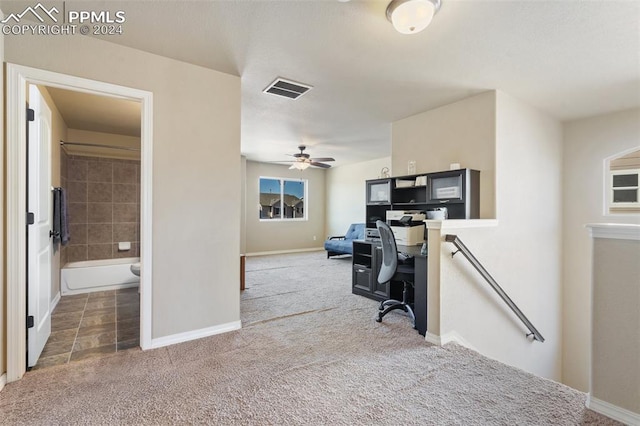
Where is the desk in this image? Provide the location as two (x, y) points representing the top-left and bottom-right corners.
(352, 241), (427, 336)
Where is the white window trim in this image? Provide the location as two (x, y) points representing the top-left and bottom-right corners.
(259, 176), (308, 222)
(603, 146), (640, 216)
(608, 168), (640, 211)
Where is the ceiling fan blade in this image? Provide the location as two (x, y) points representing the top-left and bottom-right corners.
(310, 162), (331, 169)
(309, 157), (334, 162)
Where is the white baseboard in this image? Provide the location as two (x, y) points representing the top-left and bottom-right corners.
(425, 331), (442, 346)
(425, 330), (477, 351)
(587, 394), (640, 426)
(0, 373), (6, 392)
(246, 247), (324, 257)
(149, 321), (242, 349)
(51, 292), (61, 311)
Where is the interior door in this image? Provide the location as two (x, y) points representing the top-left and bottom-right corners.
(27, 84), (53, 367)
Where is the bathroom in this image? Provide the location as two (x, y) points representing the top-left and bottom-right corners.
(34, 85), (142, 368)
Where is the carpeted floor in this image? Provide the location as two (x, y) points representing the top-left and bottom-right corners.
(0, 251), (619, 425)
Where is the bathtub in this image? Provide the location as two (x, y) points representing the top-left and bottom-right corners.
(61, 257), (140, 295)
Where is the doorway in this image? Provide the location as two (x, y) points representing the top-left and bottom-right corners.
(6, 64), (154, 382)
(30, 84), (142, 369)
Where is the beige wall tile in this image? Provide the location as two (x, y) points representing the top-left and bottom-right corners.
(88, 243), (112, 260)
(113, 223), (138, 241)
(87, 223), (112, 244)
(68, 202), (87, 224)
(67, 181), (87, 203)
(68, 158), (88, 181)
(88, 203), (113, 223)
(113, 203), (137, 223)
(88, 182), (113, 203)
(88, 161), (113, 183)
(113, 162), (137, 183)
(67, 245), (88, 262)
(68, 224), (88, 245)
(113, 183), (137, 203)
(61, 156), (141, 260)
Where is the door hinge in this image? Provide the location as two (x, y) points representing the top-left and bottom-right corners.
(27, 212), (35, 225)
(26, 316), (34, 329)
(27, 108), (35, 122)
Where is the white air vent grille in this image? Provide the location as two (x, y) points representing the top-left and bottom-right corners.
(263, 78), (312, 100)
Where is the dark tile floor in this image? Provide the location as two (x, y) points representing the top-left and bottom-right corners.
(34, 287), (139, 370)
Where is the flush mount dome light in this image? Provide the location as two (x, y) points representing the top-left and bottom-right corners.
(386, 0), (441, 35)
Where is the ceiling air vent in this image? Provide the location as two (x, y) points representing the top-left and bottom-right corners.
(263, 78), (312, 100)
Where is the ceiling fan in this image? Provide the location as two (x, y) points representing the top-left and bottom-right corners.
(280, 145), (335, 170)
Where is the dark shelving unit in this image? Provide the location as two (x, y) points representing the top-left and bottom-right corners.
(364, 169), (480, 236)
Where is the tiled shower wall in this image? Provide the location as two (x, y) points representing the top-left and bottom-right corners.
(61, 153), (141, 263)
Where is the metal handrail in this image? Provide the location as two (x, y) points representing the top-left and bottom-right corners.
(445, 234), (545, 342)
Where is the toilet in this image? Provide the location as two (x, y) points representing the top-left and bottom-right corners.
(130, 262), (141, 277)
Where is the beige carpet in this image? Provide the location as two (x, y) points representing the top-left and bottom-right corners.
(0, 251), (619, 425)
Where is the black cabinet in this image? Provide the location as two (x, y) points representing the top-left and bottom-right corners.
(365, 179), (392, 229)
(391, 176), (427, 205)
(352, 241), (399, 302)
(366, 179), (392, 205)
(365, 169), (479, 230)
(352, 241), (428, 336)
(352, 241), (374, 295)
(426, 169), (479, 219)
(365, 204), (390, 230)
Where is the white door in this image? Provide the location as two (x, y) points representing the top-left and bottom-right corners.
(27, 85), (53, 367)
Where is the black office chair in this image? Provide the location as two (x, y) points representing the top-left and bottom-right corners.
(375, 220), (415, 326)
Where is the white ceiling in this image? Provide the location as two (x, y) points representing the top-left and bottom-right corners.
(4, 1), (639, 167)
(46, 87), (141, 137)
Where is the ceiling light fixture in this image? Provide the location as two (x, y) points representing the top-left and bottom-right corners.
(386, 0), (441, 35)
(290, 161), (311, 171)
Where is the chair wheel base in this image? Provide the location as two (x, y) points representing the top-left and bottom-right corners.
(375, 316), (382, 323)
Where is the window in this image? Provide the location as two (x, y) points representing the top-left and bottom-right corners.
(610, 169), (639, 206)
(606, 148), (640, 214)
(259, 177), (307, 220)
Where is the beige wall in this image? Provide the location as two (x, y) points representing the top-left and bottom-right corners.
(4, 33), (241, 339)
(562, 108), (640, 391)
(245, 161), (325, 254)
(401, 91), (563, 380)
(493, 91), (562, 378)
(392, 91), (496, 219)
(37, 86), (68, 303)
(240, 156), (247, 254)
(1, 8), (5, 384)
(325, 157), (391, 237)
(590, 236), (640, 416)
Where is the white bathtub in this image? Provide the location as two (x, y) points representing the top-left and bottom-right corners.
(61, 257), (140, 295)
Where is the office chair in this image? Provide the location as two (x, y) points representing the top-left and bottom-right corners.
(375, 220), (415, 326)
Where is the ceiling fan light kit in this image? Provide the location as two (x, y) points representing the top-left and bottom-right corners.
(386, 0), (441, 35)
(278, 145), (335, 170)
(290, 162), (311, 170)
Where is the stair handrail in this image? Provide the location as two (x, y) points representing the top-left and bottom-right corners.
(445, 234), (545, 342)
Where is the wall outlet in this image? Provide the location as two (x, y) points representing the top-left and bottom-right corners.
(313, 235), (316, 241)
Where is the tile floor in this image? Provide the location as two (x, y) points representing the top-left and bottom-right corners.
(33, 287), (140, 370)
